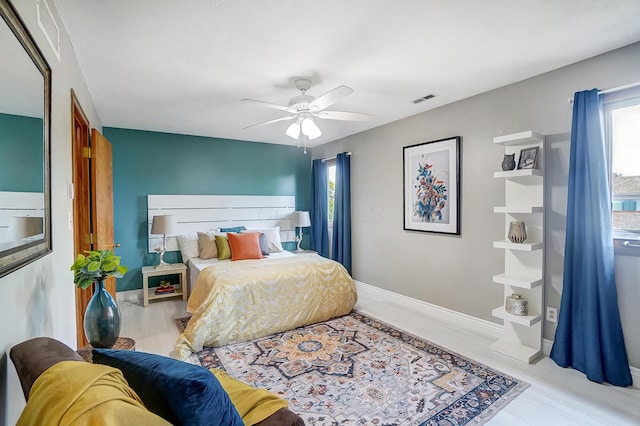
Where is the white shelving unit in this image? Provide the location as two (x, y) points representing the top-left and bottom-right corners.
(491, 130), (545, 363)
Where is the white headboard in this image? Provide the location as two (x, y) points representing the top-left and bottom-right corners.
(0, 191), (45, 242)
(147, 194), (296, 253)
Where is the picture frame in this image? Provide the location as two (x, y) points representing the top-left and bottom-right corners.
(403, 136), (460, 235)
(517, 146), (539, 170)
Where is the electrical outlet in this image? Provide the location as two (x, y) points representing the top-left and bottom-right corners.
(546, 307), (558, 323)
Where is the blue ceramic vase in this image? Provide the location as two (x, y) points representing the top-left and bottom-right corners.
(84, 280), (121, 348)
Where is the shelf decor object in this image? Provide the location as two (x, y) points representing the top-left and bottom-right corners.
(501, 153), (516, 171)
(403, 136), (461, 235)
(508, 221), (527, 243)
(150, 214), (177, 269)
(517, 146), (539, 169)
(491, 130), (545, 363)
(70, 250), (128, 348)
(84, 280), (121, 348)
(505, 293), (528, 316)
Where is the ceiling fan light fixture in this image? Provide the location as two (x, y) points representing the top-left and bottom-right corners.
(242, 79), (369, 145)
(301, 117), (322, 140)
(285, 121), (301, 139)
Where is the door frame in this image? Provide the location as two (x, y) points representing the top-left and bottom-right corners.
(71, 89), (93, 348)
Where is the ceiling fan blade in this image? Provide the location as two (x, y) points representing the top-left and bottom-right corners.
(309, 85), (354, 111)
(243, 116), (294, 130)
(315, 110), (373, 121)
(241, 98), (297, 113)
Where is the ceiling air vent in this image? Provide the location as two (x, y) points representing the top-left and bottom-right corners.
(412, 94), (436, 104)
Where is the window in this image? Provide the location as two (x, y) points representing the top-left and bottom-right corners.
(604, 89), (640, 256)
(326, 160), (336, 226)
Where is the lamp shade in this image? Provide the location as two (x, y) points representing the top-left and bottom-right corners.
(8, 216), (43, 240)
(291, 211), (311, 228)
(150, 215), (177, 235)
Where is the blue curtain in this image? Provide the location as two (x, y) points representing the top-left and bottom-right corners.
(550, 89), (632, 387)
(332, 153), (352, 274)
(310, 159), (329, 257)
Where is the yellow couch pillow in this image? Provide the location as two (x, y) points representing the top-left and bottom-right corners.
(210, 368), (288, 425)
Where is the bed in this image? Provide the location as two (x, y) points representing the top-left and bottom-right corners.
(147, 194), (357, 360)
(174, 251), (356, 360)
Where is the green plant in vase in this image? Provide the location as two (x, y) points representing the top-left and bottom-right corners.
(71, 249), (128, 289)
(70, 250), (128, 348)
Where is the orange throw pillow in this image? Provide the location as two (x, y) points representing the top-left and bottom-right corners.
(227, 232), (264, 261)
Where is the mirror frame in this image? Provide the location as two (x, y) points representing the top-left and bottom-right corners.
(0, 0), (52, 278)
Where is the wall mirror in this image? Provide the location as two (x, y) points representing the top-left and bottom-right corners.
(0, 0), (52, 278)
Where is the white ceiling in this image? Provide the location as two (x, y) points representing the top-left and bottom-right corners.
(51, 0), (640, 148)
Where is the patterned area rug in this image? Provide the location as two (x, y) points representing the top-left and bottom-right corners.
(175, 312), (528, 425)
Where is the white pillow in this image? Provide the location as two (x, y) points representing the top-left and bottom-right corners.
(176, 232), (199, 262)
(243, 226), (283, 253)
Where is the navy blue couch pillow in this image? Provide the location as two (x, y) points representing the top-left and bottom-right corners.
(92, 349), (243, 426)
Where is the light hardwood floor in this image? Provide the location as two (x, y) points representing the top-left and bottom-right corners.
(119, 291), (640, 425)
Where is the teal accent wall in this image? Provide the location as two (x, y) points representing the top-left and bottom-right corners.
(105, 127), (312, 292)
(0, 113), (43, 191)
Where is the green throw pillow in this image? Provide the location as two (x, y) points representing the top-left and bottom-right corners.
(215, 235), (232, 259)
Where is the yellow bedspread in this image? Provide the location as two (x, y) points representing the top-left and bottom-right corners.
(17, 361), (170, 426)
(175, 253), (357, 360)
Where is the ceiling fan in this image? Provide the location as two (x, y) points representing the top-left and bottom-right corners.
(242, 79), (372, 144)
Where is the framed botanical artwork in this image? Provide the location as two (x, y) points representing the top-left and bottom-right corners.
(517, 146), (539, 169)
(403, 136), (461, 234)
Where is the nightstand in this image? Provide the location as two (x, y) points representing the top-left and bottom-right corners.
(142, 263), (187, 307)
(77, 337), (136, 363)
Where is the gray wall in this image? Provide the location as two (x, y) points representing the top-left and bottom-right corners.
(313, 42), (640, 369)
(0, 2), (102, 424)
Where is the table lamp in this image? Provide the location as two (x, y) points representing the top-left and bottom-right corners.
(8, 216), (43, 240)
(151, 214), (177, 268)
(291, 211), (311, 252)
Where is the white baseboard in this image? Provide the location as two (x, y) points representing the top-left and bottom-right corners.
(355, 281), (639, 388)
(354, 280), (503, 340)
(631, 366), (640, 388)
(544, 338), (640, 388)
(544, 339), (640, 388)
(116, 289), (142, 303)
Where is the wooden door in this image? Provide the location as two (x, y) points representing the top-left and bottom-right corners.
(91, 128), (116, 296)
(71, 90), (117, 348)
(71, 91), (93, 348)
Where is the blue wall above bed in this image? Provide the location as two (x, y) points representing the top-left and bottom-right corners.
(0, 113), (44, 192)
(105, 127), (312, 292)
